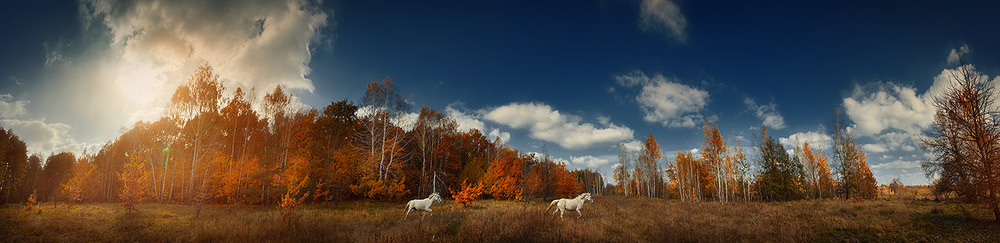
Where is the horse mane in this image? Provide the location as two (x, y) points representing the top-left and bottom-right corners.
(427, 193), (439, 199)
(575, 193), (590, 199)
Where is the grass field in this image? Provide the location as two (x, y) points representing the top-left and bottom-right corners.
(1, 196), (996, 242)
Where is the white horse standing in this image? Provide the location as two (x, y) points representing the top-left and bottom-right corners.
(546, 193), (594, 218)
(404, 193), (443, 220)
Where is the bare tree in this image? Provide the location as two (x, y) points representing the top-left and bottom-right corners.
(830, 108), (875, 200)
(922, 61), (1000, 221)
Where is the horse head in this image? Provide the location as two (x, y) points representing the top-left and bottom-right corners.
(582, 193), (594, 204)
(429, 193), (443, 202)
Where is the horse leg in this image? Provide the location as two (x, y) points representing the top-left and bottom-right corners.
(577, 209), (582, 218)
(559, 208), (565, 218)
(422, 211), (426, 220)
(405, 207), (412, 219)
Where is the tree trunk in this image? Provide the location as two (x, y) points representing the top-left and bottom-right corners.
(189, 116), (202, 204)
(991, 188), (1000, 222)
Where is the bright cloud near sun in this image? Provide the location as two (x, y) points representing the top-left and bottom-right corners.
(82, 0), (329, 93)
(0, 94), (28, 118)
(7, 0), (332, 155)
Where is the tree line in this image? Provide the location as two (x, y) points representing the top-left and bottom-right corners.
(611, 120), (876, 202)
(3, 61), (996, 222)
(0, 64), (600, 207)
(606, 60), (1000, 223)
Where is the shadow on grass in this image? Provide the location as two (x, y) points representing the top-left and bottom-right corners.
(113, 209), (158, 241)
(915, 204), (999, 242)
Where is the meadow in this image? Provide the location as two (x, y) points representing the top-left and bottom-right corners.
(1, 196), (996, 242)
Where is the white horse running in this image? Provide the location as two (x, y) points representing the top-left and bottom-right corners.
(546, 193), (594, 218)
(404, 193), (443, 220)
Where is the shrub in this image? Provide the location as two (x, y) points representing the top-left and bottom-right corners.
(451, 180), (483, 207)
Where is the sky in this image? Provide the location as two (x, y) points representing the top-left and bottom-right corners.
(3, 0), (1000, 186)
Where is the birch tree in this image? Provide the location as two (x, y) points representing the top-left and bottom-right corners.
(614, 143), (631, 196)
(167, 64), (223, 204)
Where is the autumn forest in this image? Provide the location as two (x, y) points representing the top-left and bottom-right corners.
(0, 64), (602, 208)
(0, 64), (996, 241)
(6, 0), (1000, 241)
(2, 63), (999, 241)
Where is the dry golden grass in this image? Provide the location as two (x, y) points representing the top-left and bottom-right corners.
(1, 196), (996, 242)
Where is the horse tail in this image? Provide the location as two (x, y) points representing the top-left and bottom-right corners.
(546, 199), (559, 212)
(403, 201), (410, 214)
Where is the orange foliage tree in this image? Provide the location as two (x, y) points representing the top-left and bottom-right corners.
(554, 163), (583, 197)
(613, 143), (631, 196)
(309, 100), (361, 201)
(701, 122), (733, 202)
(831, 109), (877, 200)
(61, 159), (92, 204)
(572, 169), (605, 196)
(856, 153), (878, 200)
(634, 134), (663, 198)
(922, 62), (1000, 220)
(481, 147), (523, 200)
(451, 179), (484, 207)
(667, 150), (702, 202)
(168, 64), (224, 204)
(799, 142), (836, 199)
(430, 129), (494, 198)
(119, 153), (150, 208)
(524, 158), (582, 199)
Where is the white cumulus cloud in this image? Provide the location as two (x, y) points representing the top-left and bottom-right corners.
(744, 98), (786, 129)
(571, 155), (613, 168)
(485, 102), (634, 150)
(843, 65), (1000, 144)
(947, 44), (969, 65)
(862, 143), (888, 153)
(0, 118), (99, 156)
(842, 83), (935, 137)
(17, 0), (332, 152)
(487, 128), (511, 143)
(81, 0), (330, 94)
(639, 0), (687, 42)
(620, 140), (644, 151)
(445, 104), (485, 133)
(354, 106), (418, 131)
(779, 131), (832, 150)
(615, 71), (709, 128)
(870, 160), (921, 170)
(0, 94), (29, 118)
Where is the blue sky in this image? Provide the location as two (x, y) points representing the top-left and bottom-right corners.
(3, 0), (1000, 185)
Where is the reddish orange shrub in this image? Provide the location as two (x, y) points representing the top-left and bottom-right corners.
(451, 179), (483, 207)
